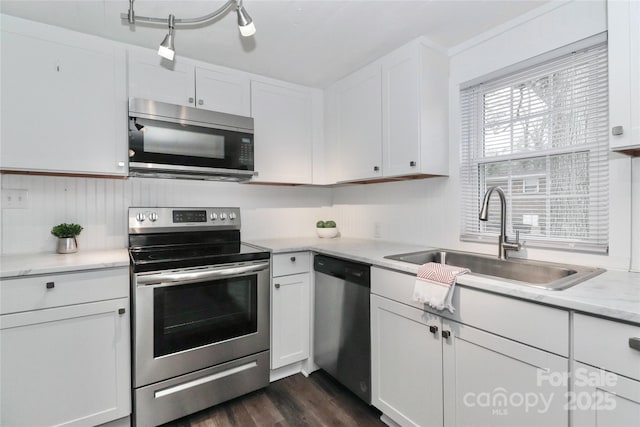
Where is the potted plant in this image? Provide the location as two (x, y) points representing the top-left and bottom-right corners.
(51, 223), (83, 254)
(316, 220), (339, 238)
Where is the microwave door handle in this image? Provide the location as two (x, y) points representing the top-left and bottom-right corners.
(137, 262), (269, 287)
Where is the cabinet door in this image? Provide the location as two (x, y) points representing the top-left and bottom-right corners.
(128, 48), (196, 107)
(1, 25), (127, 175)
(271, 273), (310, 368)
(572, 362), (640, 427)
(608, 0), (640, 152)
(382, 44), (421, 177)
(251, 81), (313, 184)
(195, 66), (250, 115)
(1, 298), (131, 427)
(442, 320), (568, 427)
(334, 64), (382, 182)
(371, 294), (443, 427)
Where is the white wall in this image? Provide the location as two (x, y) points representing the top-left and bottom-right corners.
(0, 174), (332, 254)
(332, 0), (634, 271)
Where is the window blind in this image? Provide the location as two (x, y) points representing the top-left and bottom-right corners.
(460, 41), (609, 253)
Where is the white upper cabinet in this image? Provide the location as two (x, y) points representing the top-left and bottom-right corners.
(326, 37), (449, 183)
(250, 80), (315, 184)
(128, 47), (251, 116)
(0, 16), (128, 176)
(330, 63), (383, 182)
(608, 0), (640, 154)
(195, 66), (251, 116)
(382, 40), (449, 177)
(128, 48), (196, 107)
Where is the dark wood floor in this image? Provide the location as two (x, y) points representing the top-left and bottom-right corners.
(164, 371), (385, 427)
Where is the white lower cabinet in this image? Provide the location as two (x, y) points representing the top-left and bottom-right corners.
(371, 266), (569, 427)
(371, 294), (443, 427)
(271, 252), (311, 370)
(0, 268), (130, 427)
(442, 320), (568, 427)
(571, 314), (640, 426)
(572, 362), (640, 427)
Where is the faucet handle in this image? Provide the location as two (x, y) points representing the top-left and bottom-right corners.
(503, 230), (522, 252)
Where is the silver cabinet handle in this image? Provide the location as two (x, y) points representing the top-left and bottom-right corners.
(198, 99), (204, 105)
(629, 337), (640, 351)
(188, 97), (194, 104)
(612, 126), (624, 136)
(275, 283), (280, 289)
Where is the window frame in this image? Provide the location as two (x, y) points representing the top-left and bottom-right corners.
(459, 36), (609, 254)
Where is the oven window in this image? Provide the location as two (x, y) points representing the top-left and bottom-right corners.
(153, 275), (257, 357)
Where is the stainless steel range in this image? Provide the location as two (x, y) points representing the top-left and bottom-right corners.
(128, 207), (270, 427)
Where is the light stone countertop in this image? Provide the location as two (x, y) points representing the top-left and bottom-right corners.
(2, 238), (638, 324)
(248, 237), (640, 324)
(0, 248), (130, 278)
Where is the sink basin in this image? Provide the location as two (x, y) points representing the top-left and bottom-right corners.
(384, 249), (605, 290)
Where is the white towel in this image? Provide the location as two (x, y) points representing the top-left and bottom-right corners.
(412, 262), (470, 313)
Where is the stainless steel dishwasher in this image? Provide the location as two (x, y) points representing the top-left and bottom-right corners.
(313, 254), (371, 404)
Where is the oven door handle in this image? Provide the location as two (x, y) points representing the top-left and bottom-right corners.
(136, 262), (269, 287)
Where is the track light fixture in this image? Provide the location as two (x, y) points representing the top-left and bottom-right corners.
(122, 0), (256, 61)
(157, 14), (176, 61)
(236, 2), (256, 37)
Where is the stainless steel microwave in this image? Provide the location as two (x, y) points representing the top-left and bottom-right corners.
(128, 98), (255, 182)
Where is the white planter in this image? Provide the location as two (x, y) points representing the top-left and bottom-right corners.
(316, 227), (338, 238)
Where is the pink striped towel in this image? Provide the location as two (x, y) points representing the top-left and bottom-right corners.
(412, 262), (470, 313)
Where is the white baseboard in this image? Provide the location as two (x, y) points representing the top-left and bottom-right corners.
(269, 362), (303, 382)
(380, 414), (401, 427)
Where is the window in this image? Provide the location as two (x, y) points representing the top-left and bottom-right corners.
(460, 40), (609, 253)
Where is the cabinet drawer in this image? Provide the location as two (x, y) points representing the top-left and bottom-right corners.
(372, 267), (569, 356)
(272, 252), (310, 277)
(1, 268), (129, 315)
(574, 313), (640, 381)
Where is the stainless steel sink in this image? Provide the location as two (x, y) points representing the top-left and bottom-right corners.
(384, 249), (605, 290)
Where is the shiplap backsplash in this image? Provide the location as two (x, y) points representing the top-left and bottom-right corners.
(0, 174), (332, 255)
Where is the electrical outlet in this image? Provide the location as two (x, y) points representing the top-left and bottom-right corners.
(373, 222), (382, 238)
(1, 189), (29, 209)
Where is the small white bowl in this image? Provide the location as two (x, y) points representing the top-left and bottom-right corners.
(316, 227), (338, 238)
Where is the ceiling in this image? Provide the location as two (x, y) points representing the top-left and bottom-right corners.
(0, 0), (549, 87)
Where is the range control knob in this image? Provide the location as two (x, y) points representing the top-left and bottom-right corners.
(219, 213), (228, 221)
(136, 212), (146, 222)
(210, 212), (218, 221)
(148, 212), (158, 222)
(229, 212), (237, 220)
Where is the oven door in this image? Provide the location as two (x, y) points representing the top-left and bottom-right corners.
(132, 260), (270, 388)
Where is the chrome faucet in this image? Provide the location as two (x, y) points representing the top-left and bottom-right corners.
(479, 186), (521, 260)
